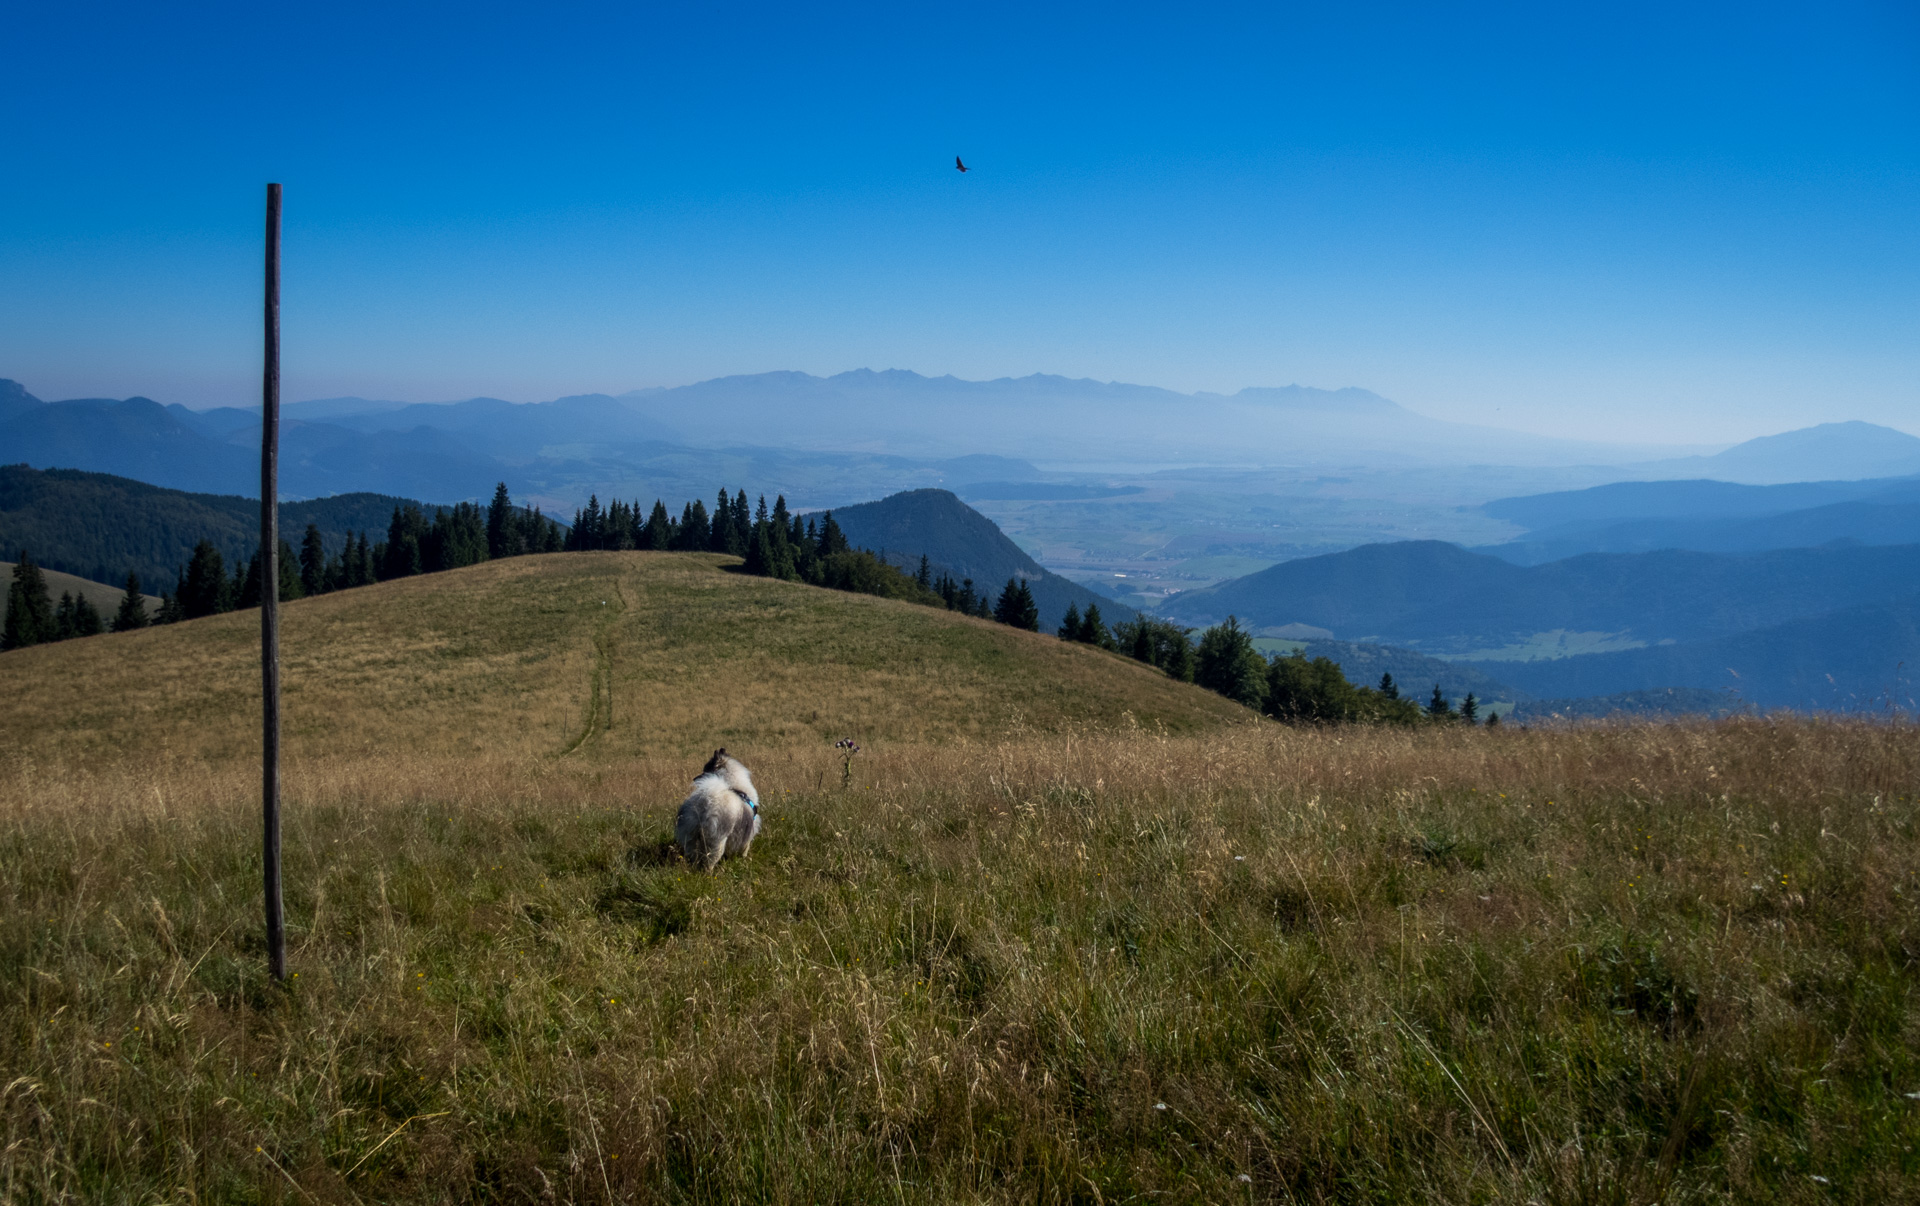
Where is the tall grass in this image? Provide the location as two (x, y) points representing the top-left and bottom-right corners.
(3, 718), (1917, 1202)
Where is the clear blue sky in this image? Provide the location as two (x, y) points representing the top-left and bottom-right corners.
(2, 1), (1915, 443)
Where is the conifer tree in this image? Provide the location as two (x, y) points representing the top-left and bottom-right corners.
(69, 592), (104, 637)
(1058, 603), (1081, 640)
(816, 511), (849, 557)
(730, 489), (751, 554)
(1460, 692), (1479, 724)
(1427, 684), (1453, 720)
(487, 483), (518, 559)
(993, 578), (1039, 630)
(1081, 602), (1110, 647)
(299, 523), (327, 596)
(644, 500), (674, 550)
(1378, 672), (1398, 700)
(178, 541), (228, 619)
(2, 553), (55, 650)
(915, 555), (932, 589)
(53, 591), (77, 640)
(677, 500), (711, 551)
(112, 572), (149, 631)
(1485, 709), (1501, 728)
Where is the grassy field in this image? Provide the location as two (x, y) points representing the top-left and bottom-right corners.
(1, 552), (1917, 1203)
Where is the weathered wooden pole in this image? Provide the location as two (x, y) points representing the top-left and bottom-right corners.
(262, 182), (287, 981)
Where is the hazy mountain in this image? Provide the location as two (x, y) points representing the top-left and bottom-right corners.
(827, 488), (1132, 632)
(0, 380), (43, 425)
(1157, 539), (1920, 656)
(1480, 475), (1920, 563)
(1482, 476), (1910, 530)
(0, 379), (1045, 512)
(1478, 595), (1920, 711)
(2, 392), (259, 495)
(616, 370), (1676, 466)
(317, 392), (681, 453)
(1636, 421), (1920, 484)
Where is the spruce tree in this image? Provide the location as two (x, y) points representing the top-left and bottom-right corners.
(487, 483), (516, 559)
(1058, 603), (1081, 640)
(1427, 684), (1453, 720)
(1459, 693), (1479, 724)
(915, 555), (932, 589)
(994, 578), (1022, 626)
(112, 572), (149, 631)
(644, 500), (674, 550)
(299, 524), (327, 596)
(53, 591), (78, 640)
(178, 541), (228, 619)
(677, 500), (711, 551)
(1485, 709), (1501, 728)
(2, 553), (55, 650)
(1378, 672), (1398, 700)
(1082, 602), (1109, 647)
(817, 511), (848, 557)
(70, 592), (104, 637)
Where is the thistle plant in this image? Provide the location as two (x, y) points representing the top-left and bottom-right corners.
(834, 737), (861, 790)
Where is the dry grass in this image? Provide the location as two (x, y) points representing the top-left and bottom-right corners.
(1, 721), (1917, 1203)
(2, 555), (1917, 1202)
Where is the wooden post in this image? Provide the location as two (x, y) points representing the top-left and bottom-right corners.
(261, 182), (287, 982)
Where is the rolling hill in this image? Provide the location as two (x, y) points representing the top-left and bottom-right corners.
(827, 488), (1132, 632)
(0, 550), (1249, 764)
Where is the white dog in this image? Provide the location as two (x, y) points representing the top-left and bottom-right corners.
(676, 748), (761, 871)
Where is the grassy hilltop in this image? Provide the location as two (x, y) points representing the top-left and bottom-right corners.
(1, 553), (1918, 1203)
(0, 550), (1246, 764)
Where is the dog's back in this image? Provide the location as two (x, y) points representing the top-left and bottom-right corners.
(676, 748), (761, 871)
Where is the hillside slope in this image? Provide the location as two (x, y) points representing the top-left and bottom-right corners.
(0, 551), (1249, 763)
(828, 488), (1133, 632)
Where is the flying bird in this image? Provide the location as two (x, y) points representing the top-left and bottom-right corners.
(955, 156), (969, 173)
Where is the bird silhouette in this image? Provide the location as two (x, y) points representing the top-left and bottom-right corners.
(955, 156), (969, 173)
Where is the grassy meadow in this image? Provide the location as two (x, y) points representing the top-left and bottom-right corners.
(1, 552), (1917, 1202)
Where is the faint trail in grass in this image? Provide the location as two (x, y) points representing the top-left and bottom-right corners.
(559, 581), (628, 757)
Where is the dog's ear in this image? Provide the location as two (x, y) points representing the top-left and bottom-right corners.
(703, 748), (728, 774)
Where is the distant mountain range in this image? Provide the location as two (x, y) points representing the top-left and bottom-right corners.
(1478, 474), (1920, 563)
(0, 378), (1047, 511)
(1630, 421), (1920, 485)
(828, 489), (1128, 633)
(609, 370), (1683, 466)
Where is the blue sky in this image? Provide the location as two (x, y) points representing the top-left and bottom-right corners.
(2, 1), (1915, 443)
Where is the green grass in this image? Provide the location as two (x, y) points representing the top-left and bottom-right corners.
(1, 555), (1918, 1202)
